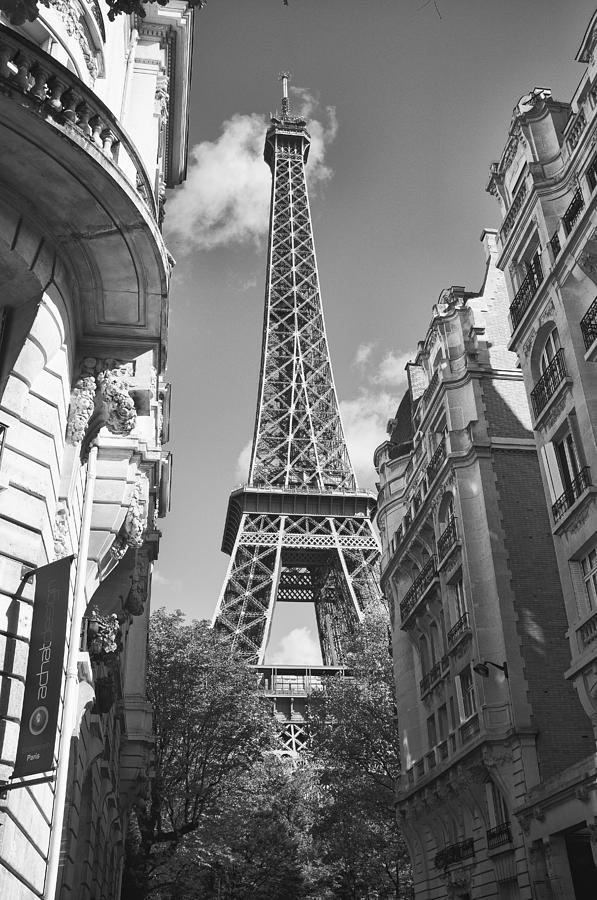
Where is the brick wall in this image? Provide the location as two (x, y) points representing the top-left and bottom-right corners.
(492, 448), (590, 778)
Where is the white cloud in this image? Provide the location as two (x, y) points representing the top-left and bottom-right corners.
(341, 389), (397, 490)
(269, 627), (322, 664)
(235, 439), (252, 483)
(166, 95), (338, 253)
(354, 342), (375, 369)
(341, 346), (412, 490)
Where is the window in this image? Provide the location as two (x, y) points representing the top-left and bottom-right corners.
(457, 665), (476, 721)
(539, 328), (561, 376)
(452, 577), (467, 622)
(419, 635), (430, 676)
(438, 704), (448, 741)
(581, 549), (597, 610)
(486, 781), (509, 827)
(540, 428), (583, 503)
(427, 714), (437, 750)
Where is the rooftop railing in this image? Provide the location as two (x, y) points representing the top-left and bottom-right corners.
(552, 466), (592, 522)
(530, 348), (567, 418)
(580, 297), (597, 350)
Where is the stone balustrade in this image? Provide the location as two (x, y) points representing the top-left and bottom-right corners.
(0, 24), (157, 219)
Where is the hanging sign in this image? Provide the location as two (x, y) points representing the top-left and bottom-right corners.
(13, 557), (73, 779)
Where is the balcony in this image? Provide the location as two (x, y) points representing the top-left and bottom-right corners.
(487, 821), (512, 851)
(421, 370), (439, 412)
(419, 655), (448, 696)
(501, 182), (527, 241)
(435, 838), (475, 870)
(447, 611), (471, 648)
(0, 24), (169, 347)
(580, 297), (597, 350)
(552, 466), (592, 522)
(459, 712), (480, 744)
(567, 109), (586, 151)
(530, 348), (567, 418)
(549, 231), (561, 260)
(426, 440), (446, 486)
(400, 556), (438, 623)
(578, 610), (597, 649)
(563, 187), (585, 235)
(437, 514), (457, 561)
(587, 154), (597, 192)
(510, 260), (544, 330)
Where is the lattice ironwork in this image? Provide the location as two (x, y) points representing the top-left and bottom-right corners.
(213, 79), (380, 668)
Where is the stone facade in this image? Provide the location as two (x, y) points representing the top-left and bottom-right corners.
(0, 2), (191, 897)
(484, 9), (597, 897)
(374, 232), (590, 899)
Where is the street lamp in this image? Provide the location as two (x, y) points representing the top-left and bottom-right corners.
(473, 660), (509, 679)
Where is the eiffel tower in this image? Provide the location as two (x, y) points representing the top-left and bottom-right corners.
(213, 77), (380, 706)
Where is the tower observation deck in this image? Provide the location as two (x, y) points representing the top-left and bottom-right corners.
(212, 76), (381, 683)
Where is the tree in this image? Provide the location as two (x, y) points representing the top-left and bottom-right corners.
(0, 0), (206, 28)
(308, 602), (413, 899)
(122, 609), (275, 898)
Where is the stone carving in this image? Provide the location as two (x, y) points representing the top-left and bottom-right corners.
(538, 299), (556, 327)
(522, 327), (537, 358)
(124, 546), (152, 616)
(111, 474), (148, 560)
(563, 501), (592, 536)
(540, 393), (567, 434)
(66, 372), (97, 445)
(53, 505), (71, 559)
(97, 365), (136, 435)
(67, 358), (137, 445)
(49, 0), (98, 81)
(155, 74), (170, 120)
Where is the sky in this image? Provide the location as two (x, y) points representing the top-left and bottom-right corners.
(154, 0), (597, 663)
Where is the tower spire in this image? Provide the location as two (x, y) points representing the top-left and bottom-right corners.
(212, 82), (380, 683)
(279, 70), (291, 118)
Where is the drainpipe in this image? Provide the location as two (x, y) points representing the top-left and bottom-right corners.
(44, 444), (98, 900)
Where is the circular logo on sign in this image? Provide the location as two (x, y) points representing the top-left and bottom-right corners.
(29, 706), (49, 736)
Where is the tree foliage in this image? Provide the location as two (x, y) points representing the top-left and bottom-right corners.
(122, 609), (275, 898)
(308, 602), (413, 899)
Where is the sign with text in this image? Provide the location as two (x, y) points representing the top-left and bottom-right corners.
(13, 557), (73, 778)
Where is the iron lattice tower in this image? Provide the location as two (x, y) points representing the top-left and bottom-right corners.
(213, 76), (380, 669)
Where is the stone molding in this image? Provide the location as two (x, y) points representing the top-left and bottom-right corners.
(111, 473), (149, 561)
(66, 358), (137, 447)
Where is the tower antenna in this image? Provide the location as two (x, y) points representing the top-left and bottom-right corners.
(278, 70), (291, 118)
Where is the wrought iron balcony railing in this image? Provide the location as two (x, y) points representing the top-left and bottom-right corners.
(530, 348), (567, 418)
(437, 514), (457, 560)
(400, 556), (438, 622)
(420, 659), (442, 696)
(487, 821), (512, 850)
(426, 440), (446, 485)
(459, 712), (480, 744)
(501, 182), (527, 241)
(0, 25), (157, 219)
(581, 297), (597, 350)
(587, 155), (597, 192)
(421, 370), (439, 411)
(549, 231), (561, 259)
(447, 611), (470, 647)
(552, 466), (592, 522)
(510, 260), (544, 330)
(563, 187), (585, 235)
(435, 838), (475, 870)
